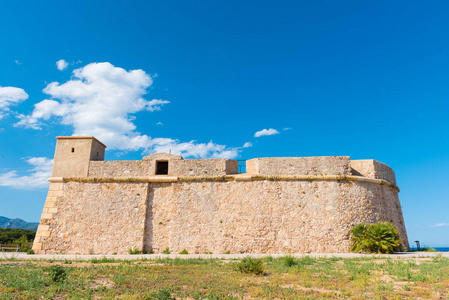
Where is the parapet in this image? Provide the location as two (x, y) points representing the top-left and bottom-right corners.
(87, 154), (238, 177)
(50, 137), (396, 185)
(350, 160), (396, 185)
(246, 156), (351, 176)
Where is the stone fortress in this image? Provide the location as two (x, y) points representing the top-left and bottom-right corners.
(33, 136), (408, 254)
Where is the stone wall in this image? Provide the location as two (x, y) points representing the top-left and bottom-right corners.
(246, 157), (351, 176)
(88, 161), (147, 177)
(35, 176), (407, 254)
(147, 180), (407, 254)
(169, 159), (237, 176)
(351, 160), (396, 185)
(35, 181), (149, 254)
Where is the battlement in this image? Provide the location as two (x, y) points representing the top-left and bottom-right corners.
(49, 136), (397, 185)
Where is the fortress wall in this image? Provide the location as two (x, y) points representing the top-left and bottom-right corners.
(37, 181), (149, 254)
(246, 157), (351, 176)
(88, 161), (148, 177)
(351, 160), (396, 185)
(169, 159), (237, 176)
(146, 180), (407, 254)
(34, 178), (406, 254)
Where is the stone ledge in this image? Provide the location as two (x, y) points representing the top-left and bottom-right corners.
(49, 175), (399, 191)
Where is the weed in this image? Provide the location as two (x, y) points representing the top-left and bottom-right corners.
(236, 257), (265, 275)
(162, 247), (170, 254)
(145, 287), (173, 300)
(47, 265), (67, 283)
(282, 255), (297, 267)
(26, 249), (34, 255)
(179, 249), (189, 255)
(128, 248), (142, 255)
(224, 250), (230, 254)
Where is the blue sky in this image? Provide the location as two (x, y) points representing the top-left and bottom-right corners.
(0, 1), (448, 247)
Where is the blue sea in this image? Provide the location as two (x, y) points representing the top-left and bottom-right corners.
(434, 247), (449, 252)
(410, 247), (449, 252)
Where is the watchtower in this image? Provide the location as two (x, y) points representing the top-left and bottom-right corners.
(51, 136), (106, 177)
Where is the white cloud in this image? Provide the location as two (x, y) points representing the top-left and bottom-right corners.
(149, 138), (239, 159)
(243, 142), (253, 148)
(17, 62), (239, 158)
(254, 128), (279, 137)
(0, 157), (53, 189)
(15, 60), (21, 65)
(56, 59), (69, 71)
(156, 122), (163, 126)
(433, 223), (449, 227)
(0, 86), (29, 120)
(283, 127), (292, 131)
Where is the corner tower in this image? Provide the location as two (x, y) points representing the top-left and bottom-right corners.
(52, 136), (106, 177)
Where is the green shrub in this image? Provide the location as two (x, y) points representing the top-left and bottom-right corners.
(0, 229), (35, 244)
(351, 222), (402, 254)
(236, 257), (265, 275)
(13, 235), (30, 252)
(128, 247), (142, 255)
(145, 287), (173, 300)
(282, 255), (297, 267)
(423, 247), (437, 252)
(179, 249), (189, 254)
(48, 265), (67, 283)
(224, 250), (230, 254)
(162, 247), (170, 254)
(26, 249), (34, 255)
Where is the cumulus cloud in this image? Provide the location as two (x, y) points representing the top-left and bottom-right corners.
(0, 86), (29, 119)
(149, 138), (239, 159)
(254, 128), (279, 137)
(243, 142), (253, 148)
(56, 59), (69, 71)
(0, 157), (53, 189)
(16, 62), (239, 158)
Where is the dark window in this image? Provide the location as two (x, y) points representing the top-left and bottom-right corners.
(156, 161), (169, 175)
(71, 148), (75, 153)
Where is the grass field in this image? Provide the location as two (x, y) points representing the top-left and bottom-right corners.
(1, 255), (448, 299)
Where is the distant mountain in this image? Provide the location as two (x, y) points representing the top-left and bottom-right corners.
(0, 216), (38, 231)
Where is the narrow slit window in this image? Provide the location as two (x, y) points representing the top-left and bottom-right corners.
(71, 148), (75, 153)
(156, 161), (169, 175)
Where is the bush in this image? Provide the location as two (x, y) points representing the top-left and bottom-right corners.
(128, 247), (142, 255)
(26, 249), (34, 255)
(179, 249), (188, 254)
(350, 222), (402, 254)
(236, 257), (265, 275)
(0, 229), (35, 244)
(145, 287), (173, 300)
(282, 255), (297, 267)
(14, 235), (30, 252)
(162, 247), (170, 254)
(48, 265), (67, 283)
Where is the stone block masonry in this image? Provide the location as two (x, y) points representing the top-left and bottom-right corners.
(33, 136), (408, 254)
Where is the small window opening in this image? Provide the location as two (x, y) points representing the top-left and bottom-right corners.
(71, 148), (75, 153)
(97, 152), (99, 156)
(156, 161), (169, 175)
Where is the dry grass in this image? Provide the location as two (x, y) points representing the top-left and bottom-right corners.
(0, 255), (448, 299)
